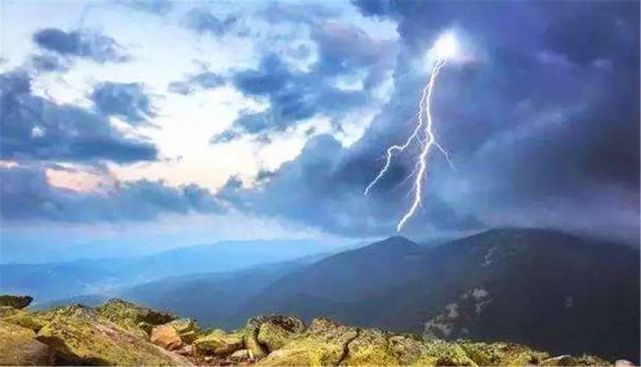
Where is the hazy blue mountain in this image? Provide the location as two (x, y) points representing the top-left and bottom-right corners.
(0, 239), (343, 302)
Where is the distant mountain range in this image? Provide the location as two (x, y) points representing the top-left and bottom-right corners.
(0, 239), (346, 301)
(7, 228), (639, 362)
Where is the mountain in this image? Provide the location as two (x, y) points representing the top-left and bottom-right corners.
(235, 228), (639, 362)
(0, 239), (344, 302)
(0, 296), (611, 366)
(12, 228), (639, 362)
(109, 258), (322, 329)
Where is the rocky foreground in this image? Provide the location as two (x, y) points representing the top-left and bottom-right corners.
(0, 295), (614, 366)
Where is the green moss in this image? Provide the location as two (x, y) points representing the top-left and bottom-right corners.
(423, 339), (478, 366)
(0, 320), (52, 365)
(459, 340), (549, 366)
(245, 314), (305, 358)
(36, 305), (181, 365)
(341, 329), (398, 366)
(540, 354), (610, 366)
(258, 321), (297, 351)
(1, 310), (46, 332)
(258, 318), (358, 366)
(96, 299), (175, 337)
(163, 318), (201, 343)
(193, 329), (244, 356)
(0, 306), (19, 318)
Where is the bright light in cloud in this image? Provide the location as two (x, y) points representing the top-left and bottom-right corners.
(424, 28), (478, 69)
(431, 31), (460, 60)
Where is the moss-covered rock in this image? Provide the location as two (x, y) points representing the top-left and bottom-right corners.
(96, 298), (175, 337)
(1, 309), (46, 332)
(245, 314), (305, 358)
(422, 339), (477, 366)
(36, 304), (187, 365)
(193, 329), (244, 356)
(258, 318), (358, 366)
(0, 320), (53, 365)
(0, 299), (612, 367)
(150, 323), (183, 351)
(540, 354), (610, 366)
(459, 340), (549, 366)
(0, 306), (20, 318)
(165, 318), (200, 343)
(0, 295), (33, 309)
(151, 318), (201, 351)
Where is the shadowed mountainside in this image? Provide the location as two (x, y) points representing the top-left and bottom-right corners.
(236, 229), (640, 362)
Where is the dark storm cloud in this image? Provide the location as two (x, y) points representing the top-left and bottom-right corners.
(0, 70), (157, 163)
(212, 53), (370, 141)
(91, 82), (157, 125)
(28, 54), (71, 73)
(183, 8), (237, 36)
(168, 72), (225, 95)
(32, 28), (129, 63)
(224, 1), (639, 242)
(210, 4), (396, 143)
(221, 134), (480, 236)
(349, 0), (393, 18)
(0, 165), (222, 222)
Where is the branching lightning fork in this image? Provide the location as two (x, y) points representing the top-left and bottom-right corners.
(364, 58), (452, 232)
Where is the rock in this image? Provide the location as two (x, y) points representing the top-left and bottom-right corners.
(541, 354), (610, 366)
(257, 318), (358, 366)
(96, 298), (175, 337)
(0, 320), (53, 365)
(245, 314), (305, 358)
(459, 341), (549, 366)
(616, 360), (635, 367)
(175, 344), (194, 356)
(230, 349), (251, 362)
(151, 318), (200, 351)
(0, 306), (20, 318)
(167, 318), (201, 343)
(0, 295), (33, 309)
(257, 317), (606, 367)
(1, 308), (46, 332)
(193, 329), (244, 356)
(150, 324), (183, 351)
(36, 304), (183, 365)
(340, 328), (438, 366)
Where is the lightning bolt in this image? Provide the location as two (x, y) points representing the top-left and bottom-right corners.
(364, 59), (451, 231)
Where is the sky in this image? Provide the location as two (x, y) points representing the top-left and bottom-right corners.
(1, 0), (639, 261)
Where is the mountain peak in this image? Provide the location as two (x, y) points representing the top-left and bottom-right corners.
(350, 235), (420, 256)
(374, 235), (418, 247)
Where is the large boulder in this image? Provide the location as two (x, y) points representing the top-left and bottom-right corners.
(150, 324), (183, 351)
(36, 304), (187, 365)
(151, 318), (200, 351)
(0, 295), (33, 309)
(257, 318), (357, 366)
(193, 329), (244, 356)
(1, 308), (46, 332)
(96, 298), (175, 337)
(245, 314), (305, 358)
(459, 341), (550, 366)
(0, 320), (53, 365)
